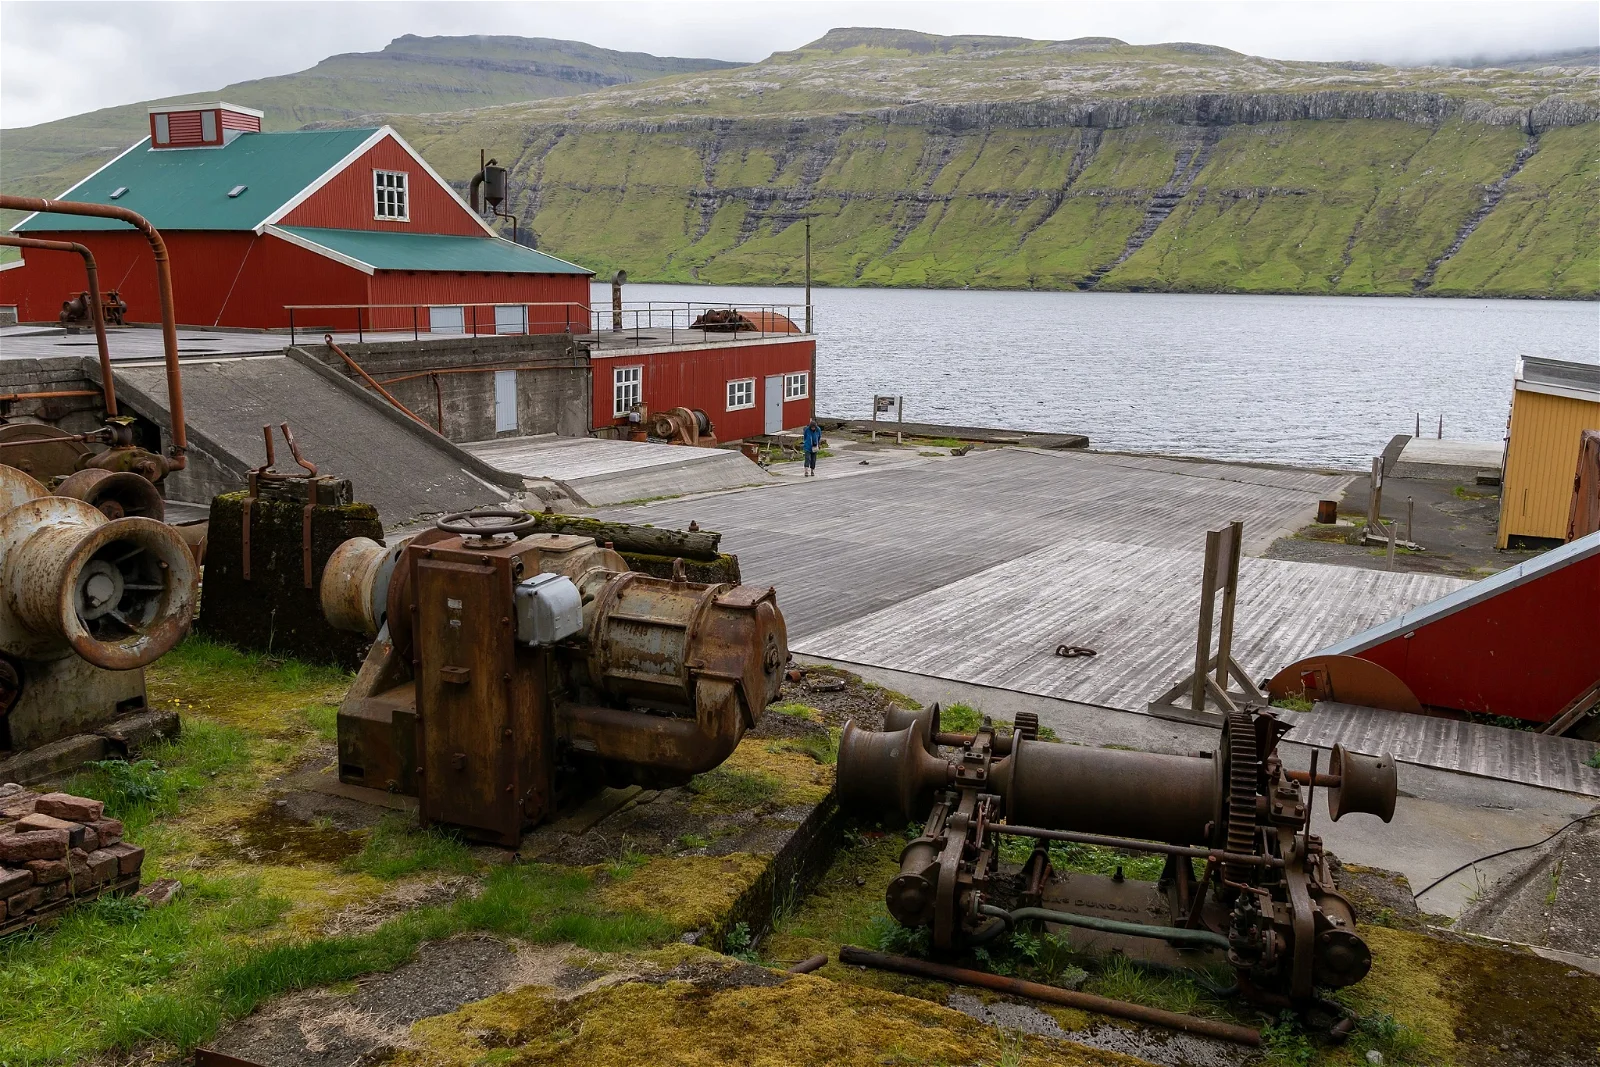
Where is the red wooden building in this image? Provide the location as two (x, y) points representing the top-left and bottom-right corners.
(3, 102), (590, 331)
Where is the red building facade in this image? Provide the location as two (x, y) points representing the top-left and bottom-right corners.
(590, 338), (816, 440)
(4, 103), (590, 331)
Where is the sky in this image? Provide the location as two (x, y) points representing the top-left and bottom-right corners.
(2, 0), (1596, 129)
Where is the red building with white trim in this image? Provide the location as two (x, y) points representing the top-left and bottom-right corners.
(3, 102), (590, 332)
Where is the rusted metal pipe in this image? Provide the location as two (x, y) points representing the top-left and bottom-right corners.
(0, 196), (185, 468)
(0, 234), (116, 416)
(1284, 769), (1340, 788)
(322, 334), (434, 430)
(837, 946), (1261, 1046)
(0, 390), (103, 402)
(994, 823), (1284, 869)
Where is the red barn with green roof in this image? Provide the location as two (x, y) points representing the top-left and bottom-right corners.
(3, 102), (591, 331)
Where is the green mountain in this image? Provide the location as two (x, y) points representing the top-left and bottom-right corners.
(380, 29), (1598, 299)
(0, 35), (742, 204)
(7, 29), (1597, 298)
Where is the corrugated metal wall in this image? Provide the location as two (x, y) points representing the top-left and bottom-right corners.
(590, 338), (815, 439)
(1498, 387), (1600, 545)
(369, 272), (590, 333)
(278, 136), (485, 235)
(219, 110), (260, 132)
(163, 111), (205, 145)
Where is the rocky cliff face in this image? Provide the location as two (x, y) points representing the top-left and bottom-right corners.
(400, 88), (1597, 298)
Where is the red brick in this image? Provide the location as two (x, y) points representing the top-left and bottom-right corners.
(90, 818), (124, 847)
(85, 849), (118, 885)
(0, 866), (31, 897)
(0, 829), (69, 862)
(104, 842), (145, 877)
(0, 798), (39, 820)
(7, 886), (42, 914)
(40, 881), (69, 903)
(24, 859), (66, 885)
(34, 794), (104, 822)
(17, 813), (86, 849)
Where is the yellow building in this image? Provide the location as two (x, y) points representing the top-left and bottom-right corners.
(1497, 356), (1600, 548)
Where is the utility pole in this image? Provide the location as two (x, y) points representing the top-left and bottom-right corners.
(804, 216), (813, 335)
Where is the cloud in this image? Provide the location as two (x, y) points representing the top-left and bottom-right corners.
(2, 0), (1595, 129)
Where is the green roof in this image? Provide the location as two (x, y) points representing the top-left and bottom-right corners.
(278, 226), (592, 275)
(15, 129), (379, 231)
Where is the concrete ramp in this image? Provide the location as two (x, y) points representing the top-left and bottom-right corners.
(463, 435), (770, 507)
(111, 355), (513, 527)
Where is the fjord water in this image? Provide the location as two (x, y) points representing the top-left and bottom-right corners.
(598, 283), (1600, 470)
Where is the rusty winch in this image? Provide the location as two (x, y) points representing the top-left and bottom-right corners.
(321, 511), (787, 846)
(837, 703), (1397, 1004)
(0, 463), (197, 754)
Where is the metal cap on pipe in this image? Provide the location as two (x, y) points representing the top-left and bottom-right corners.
(1327, 744), (1397, 822)
(0, 497), (196, 668)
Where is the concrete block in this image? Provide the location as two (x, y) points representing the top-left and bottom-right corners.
(104, 842), (145, 876)
(0, 829), (69, 862)
(24, 859), (66, 885)
(85, 849), (118, 885)
(96, 708), (181, 755)
(17, 813), (86, 849)
(7, 886), (42, 914)
(0, 733), (111, 786)
(0, 866), (32, 897)
(35, 793), (104, 822)
(197, 492), (383, 669)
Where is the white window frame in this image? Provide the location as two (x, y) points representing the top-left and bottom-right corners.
(614, 365), (642, 417)
(373, 169), (410, 222)
(726, 378), (756, 411)
(783, 371), (810, 401)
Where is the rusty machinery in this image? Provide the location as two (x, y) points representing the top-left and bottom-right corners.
(320, 511), (787, 846)
(0, 199), (188, 487)
(0, 463), (197, 754)
(837, 703), (1397, 1006)
(649, 407), (718, 447)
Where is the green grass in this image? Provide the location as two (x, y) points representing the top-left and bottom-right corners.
(64, 719), (257, 840)
(686, 766), (783, 809)
(300, 703), (339, 743)
(0, 859), (675, 1065)
(340, 815), (478, 880)
(765, 730), (840, 765)
(1587, 750), (1600, 770)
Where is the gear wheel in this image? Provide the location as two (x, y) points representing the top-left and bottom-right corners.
(1221, 706), (1262, 880)
(1012, 711), (1039, 742)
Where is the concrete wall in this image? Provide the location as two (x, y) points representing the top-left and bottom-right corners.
(306, 334), (592, 443)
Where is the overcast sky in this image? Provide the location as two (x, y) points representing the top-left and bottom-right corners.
(2, 1), (1595, 129)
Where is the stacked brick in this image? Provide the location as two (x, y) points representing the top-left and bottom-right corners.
(0, 782), (144, 934)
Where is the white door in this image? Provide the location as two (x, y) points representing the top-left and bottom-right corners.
(764, 375), (783, 434)
(495, 304), (527, 335)
(430, 305), (464, 334)
(494, 369), (518, 433)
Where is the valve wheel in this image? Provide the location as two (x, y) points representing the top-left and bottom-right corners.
(435, 510), (537, 538)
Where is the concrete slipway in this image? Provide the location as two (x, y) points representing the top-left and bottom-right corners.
(598, 445), (1599, 917)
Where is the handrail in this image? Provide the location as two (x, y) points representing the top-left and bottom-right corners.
(322, 334), (435, 431)
(0, 196), (187, 468)
(0, 235), (116, 416)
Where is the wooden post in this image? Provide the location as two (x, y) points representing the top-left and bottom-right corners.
(1366, 456), (1383, 532)
(804, 217), (813, 335)
(1214, 520), (1243, 693)
(1386, 523), (1397, 570)
(1189, 527), (1222, 718)
(897, 395), (904, 445)
(1406, 497), (1414, 545)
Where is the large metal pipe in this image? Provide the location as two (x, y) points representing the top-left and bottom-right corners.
(0, 196), (185, 468)
(837, 946), (1262, 1046)
(0, 235), (115, 416)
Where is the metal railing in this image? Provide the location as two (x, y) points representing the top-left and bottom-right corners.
(585, 301), (812, 346)
(283, 301), (590, 345)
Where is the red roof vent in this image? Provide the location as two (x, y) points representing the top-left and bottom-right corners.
(148, 102), (263, 150)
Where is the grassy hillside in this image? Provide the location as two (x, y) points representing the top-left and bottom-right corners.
(385, 30), (1598, 298)
(0, 34), (741, 203)
(6, 28), (1596, 297)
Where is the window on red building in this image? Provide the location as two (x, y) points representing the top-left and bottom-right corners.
(374, 170), (409, 221)
(614, 366), (642, 416)
(727, 378), (755, 411)
(783, 372), (810, 400)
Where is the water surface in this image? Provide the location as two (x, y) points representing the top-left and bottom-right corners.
(594, 283), (1599, 470)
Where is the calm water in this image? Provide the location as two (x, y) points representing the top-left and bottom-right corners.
(594, 283), (1599, 470)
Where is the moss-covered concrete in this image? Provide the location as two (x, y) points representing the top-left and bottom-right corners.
(198, 492), (383, 669)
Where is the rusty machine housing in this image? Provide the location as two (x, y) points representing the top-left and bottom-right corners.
(0, 464), (197, 759)
(838, 704), (1397, 1005)
(322, 511), (787, 846)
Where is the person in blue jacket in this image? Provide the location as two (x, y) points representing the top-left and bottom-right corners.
(802, 420), (823, 477)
